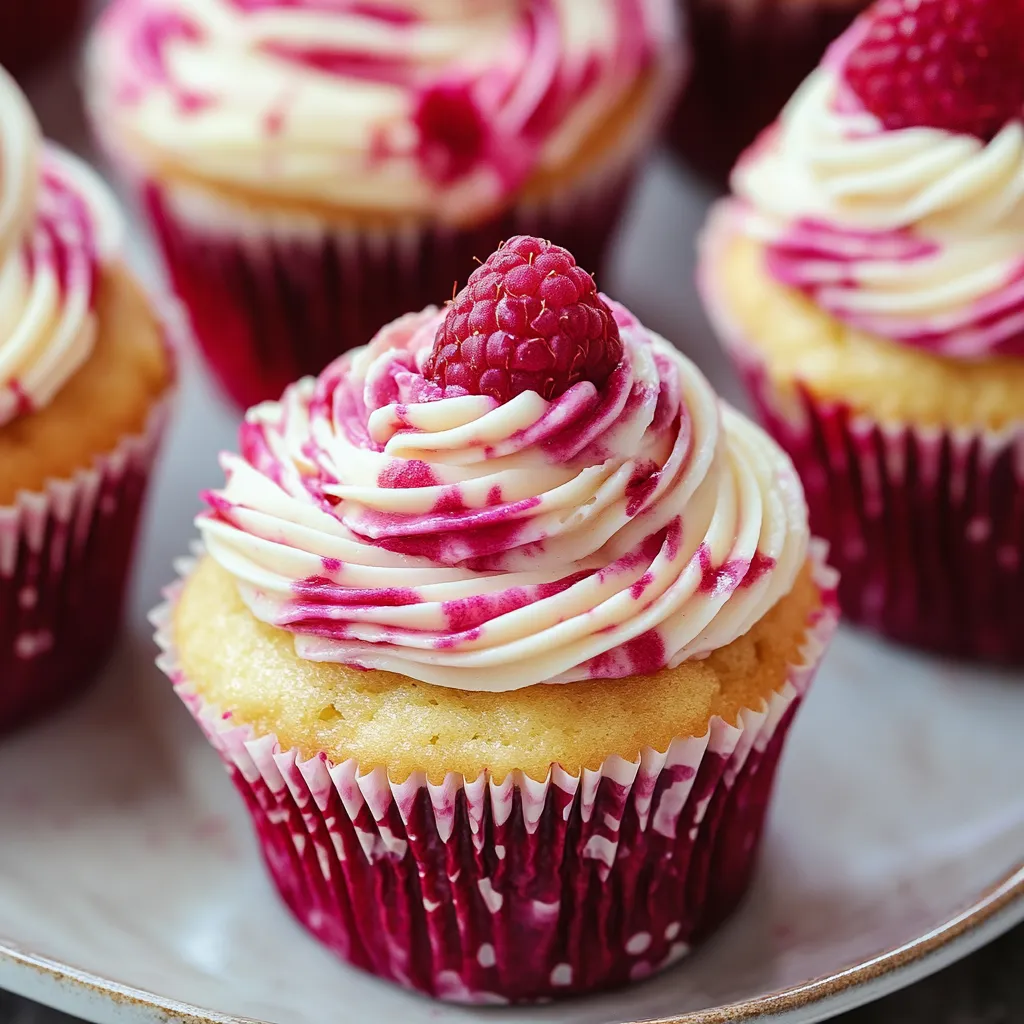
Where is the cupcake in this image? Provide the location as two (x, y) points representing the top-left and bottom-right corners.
(0, 0), (84, 78)
(699, 0), (1024, 660)
(0, 68), (174, 732)
(153, 236), (837, 1002)
(85, 0), (684, 411)
(666, 0), (866, 185)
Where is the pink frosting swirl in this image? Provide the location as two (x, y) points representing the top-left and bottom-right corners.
(88, 0), (683, 223)
(732, 29), (1024, 360)
(0, 69), (121, 426)
(198, 302), (808, 692)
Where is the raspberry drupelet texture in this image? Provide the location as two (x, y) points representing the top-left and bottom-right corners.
(842, 0), (1024, 140)
(424, 236), (624, 404)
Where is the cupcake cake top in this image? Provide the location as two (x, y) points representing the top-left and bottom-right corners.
(199, 237), (809, 692)
(88, 0), (682, 224)
(0, 69), (122, 427)
(731, 0), (1024, 359)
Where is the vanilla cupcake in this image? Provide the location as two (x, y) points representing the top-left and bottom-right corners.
(86, 0), (684, 409)
(0, 69), (173, 732)
(154, 236), (836, 1002)
(700, 0), (1024, 660)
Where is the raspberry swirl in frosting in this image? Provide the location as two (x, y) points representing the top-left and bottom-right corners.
(89, 0), (682, 224)
(198, 302), (808, 692)
(0, 69), (121, 426)
(732, 32), (1024, 360)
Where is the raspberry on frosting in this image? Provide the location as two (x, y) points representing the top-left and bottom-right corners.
(423, 236), (624, 404)
(841, 0), (1024, 140)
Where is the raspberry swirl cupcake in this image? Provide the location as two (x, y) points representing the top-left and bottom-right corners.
(666, 0), (866, 185)
(0, 0), (85, 78)
(0, 70), (173, 732)
(700, 0), (1024, 660)
(86, 0), (684, 410)
(153, 236), (837, 1002)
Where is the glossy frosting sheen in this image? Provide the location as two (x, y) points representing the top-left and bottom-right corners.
(90, 0), (681, 222)
(0, 70), (121, 426)
(198, 303), (809, 691)
(732, 30), (1024, 360)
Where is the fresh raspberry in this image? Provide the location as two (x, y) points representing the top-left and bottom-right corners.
(841, 0), (1024, 140)
(424, 236), (623, 403)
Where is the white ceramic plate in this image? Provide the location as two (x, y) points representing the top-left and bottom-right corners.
(5, 51), (1024, 1023)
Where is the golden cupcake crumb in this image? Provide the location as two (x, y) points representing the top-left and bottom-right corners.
(174, 555), (822, 783)
(0, 264), (173, 504)
(718, 232), (1024, 430)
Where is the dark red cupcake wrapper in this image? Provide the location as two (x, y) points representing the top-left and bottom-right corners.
(666, 0), (866, 186)
(152, 547), (838, 1004)
(700, 204), (1024, 663)
(139, 165), (639, 410)
(0, 0), (84, 77)
(0, 398), (170, 734)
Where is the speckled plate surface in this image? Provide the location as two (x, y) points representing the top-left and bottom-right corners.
(4, 50), (1024, 1024)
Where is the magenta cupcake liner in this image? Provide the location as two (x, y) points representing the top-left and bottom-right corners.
(666, 0), (865, 187)
(0, 398), (170, 734)
(141, 166), (637, 411)
(0, 0), (84, 78)
(152, 547), (837, 1004)
(700, 208), (1024, 663)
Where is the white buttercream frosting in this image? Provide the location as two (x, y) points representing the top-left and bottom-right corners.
(198, 301), (809, 691)
(732, 46), (1024, 359)
(0, 68), (122, 426)
(88, 0), (683, 224)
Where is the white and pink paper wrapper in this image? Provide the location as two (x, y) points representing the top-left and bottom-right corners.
(0, 398), (170, 733)
(700, 209), (1024, 663)
(152, 547), (837, 1004)
(141, 162), (637, 411)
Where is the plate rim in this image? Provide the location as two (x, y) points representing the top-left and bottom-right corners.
(1, 862), (1022, 1024)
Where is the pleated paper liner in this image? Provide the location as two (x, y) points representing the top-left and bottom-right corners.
(666, 0), (865, 186)
(0, 396), (171, 733)
(152, 546), (838, 1003)
(700, 205), (1024, 662)
(142, 158), (641, 411)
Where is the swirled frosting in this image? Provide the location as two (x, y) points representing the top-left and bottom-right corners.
(0, 69), (122, 426)
(88, 0), (682, 224)
(198, 302), (809, 692)
(731, 29), (1024, 360)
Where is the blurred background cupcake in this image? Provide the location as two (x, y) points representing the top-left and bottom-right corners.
(699, 0), (1024, 660)
(0, 67), (174, 732)
(0, 0), (85, 79)
(154, 237), (837, 1003)
(86, 0), (685, 410)
(666, 0), (866, 186)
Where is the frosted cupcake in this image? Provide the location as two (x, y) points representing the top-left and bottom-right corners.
(667, 0), (866, 185)
(0, 0), (84, 77)
(700, 0), (1024, 660)
(0, 70), (173, 732)
(86, 0), (684, 410)
(153, 236), (837, 1002)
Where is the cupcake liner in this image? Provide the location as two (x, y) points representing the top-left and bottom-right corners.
(151, 546), (838, 1004)
(666, 0), (865, 186)
(700, 212), (1024, 663)
(0, 396), (171, 733)
(0, 0), (84, 77)
(141, 163), (637, 410)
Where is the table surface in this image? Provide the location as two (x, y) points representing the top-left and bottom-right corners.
(4, 11), (1023, 1024)
(2, 923), (1022, 1023)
